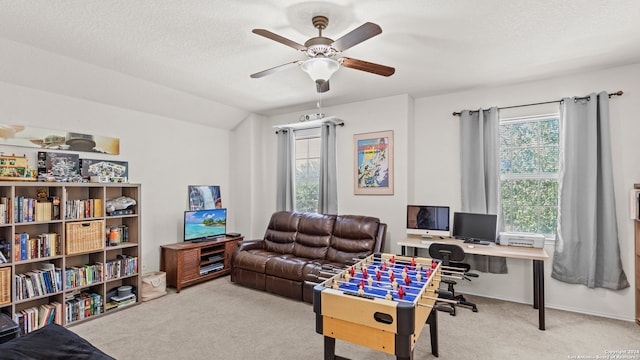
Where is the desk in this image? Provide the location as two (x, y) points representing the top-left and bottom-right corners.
(398, 236), (549, 330)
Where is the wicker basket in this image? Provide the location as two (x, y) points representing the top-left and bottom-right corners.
(65, 220), (105, 255)
(0, 267), (10, 305)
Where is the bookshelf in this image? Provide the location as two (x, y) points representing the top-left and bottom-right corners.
(0, 182), (141, 334)
(160, 236), (242, 293)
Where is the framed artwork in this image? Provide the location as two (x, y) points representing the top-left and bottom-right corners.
(354, 130), (394, 195)
(0, 124), (120, 154)
(188, 185), (222, 210)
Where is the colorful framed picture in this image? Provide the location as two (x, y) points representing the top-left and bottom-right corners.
(188, 185), (222, 210)
(354, 130), (394, 195)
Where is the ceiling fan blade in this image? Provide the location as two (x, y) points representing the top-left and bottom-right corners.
(252, 29), (306, 51)
(316, 80), (330, 93)
(331, 22), (382, 52)
(250, 61), (301, 78)
(340, 57), (395, 77)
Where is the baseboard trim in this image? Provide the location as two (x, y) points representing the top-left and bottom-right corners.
(460, 291), (636, 323)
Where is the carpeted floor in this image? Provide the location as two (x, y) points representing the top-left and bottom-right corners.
(71, 278), (640, 359)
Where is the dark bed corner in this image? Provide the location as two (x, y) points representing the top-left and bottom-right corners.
(0, 324), (114, 360)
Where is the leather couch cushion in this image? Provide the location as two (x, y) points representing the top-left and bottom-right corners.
(326, 215), (380, 263)
(263, 211), (300, 254)
(232, 249), (276, 273)
(265, 256), (308, 281)
(292, 213), (335, 259)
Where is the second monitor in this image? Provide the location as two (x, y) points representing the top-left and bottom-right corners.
(452, 212), (498, 242)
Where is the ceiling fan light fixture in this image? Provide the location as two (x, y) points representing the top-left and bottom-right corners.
(301, 57), (340, 83)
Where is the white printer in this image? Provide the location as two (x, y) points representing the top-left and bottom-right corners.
(498, 232), (545, 248)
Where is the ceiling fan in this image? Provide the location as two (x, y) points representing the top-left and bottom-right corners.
(250, 15), (395, 93)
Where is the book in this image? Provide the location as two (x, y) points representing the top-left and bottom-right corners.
(20, 233), (28, 261)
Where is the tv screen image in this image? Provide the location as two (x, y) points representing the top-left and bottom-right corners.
(452, 212), (498, 242)
(406, 205), (450, 237)
(184, 208), (227, 241)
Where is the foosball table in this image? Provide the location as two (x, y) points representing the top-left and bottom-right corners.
(313, 253), (445, 359)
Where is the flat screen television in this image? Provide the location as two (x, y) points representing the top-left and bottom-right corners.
(406, 205), (451, 238)
(184, 208), (227, 242)
(452, 212), (498, 242)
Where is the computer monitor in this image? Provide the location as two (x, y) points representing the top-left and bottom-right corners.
(406, 205), (451, 238)
(452, 212), (498, 242)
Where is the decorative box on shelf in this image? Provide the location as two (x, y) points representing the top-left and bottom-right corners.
(0, 154), (37, 181)
(81, 159), (128, 183)
(65, 220), (105, 255)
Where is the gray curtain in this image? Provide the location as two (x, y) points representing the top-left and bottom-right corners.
(318, 122), (338, 214)
(275, 129), (295, 211)
(460, 107), (507, 274)
(552, 92), (628, 290)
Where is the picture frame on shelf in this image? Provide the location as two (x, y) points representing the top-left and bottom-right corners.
(188, 185), (222, 210)
(354, 130), (394, 195)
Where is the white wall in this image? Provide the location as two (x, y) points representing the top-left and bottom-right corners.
(230, 113), (268, 239)
(0, 81), (235, 272)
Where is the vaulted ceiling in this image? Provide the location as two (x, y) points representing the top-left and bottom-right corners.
(1, 1), (639, 129)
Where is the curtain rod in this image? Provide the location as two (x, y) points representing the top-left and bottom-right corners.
(451, 90), (624, 116)
(273, 116), (344, 133)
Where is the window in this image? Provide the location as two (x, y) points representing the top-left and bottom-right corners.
(295, 129), (321, 212)
(500, 115), (559, 236)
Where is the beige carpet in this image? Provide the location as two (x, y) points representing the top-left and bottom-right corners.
(70, 278), (640, 359)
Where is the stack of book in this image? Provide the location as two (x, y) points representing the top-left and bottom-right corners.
(14, 264), (63, 301)
(13, 232), (61, 261)
(64, 292), (102, 324)
(15, 302), (63, 335)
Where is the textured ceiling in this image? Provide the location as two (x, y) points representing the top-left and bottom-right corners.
(1, 0), (640, 128)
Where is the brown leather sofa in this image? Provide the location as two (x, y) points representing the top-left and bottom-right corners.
(230, 211), (386, 303)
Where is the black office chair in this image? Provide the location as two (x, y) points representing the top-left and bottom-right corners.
(428, 243), (478, 316)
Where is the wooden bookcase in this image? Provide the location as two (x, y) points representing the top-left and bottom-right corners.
(0, 182), (141, 333)
(160, 236), (242, 293)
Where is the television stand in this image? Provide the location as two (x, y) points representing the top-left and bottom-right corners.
(160, 235), (243, 292)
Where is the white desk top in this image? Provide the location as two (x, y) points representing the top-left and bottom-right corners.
(397, 236), (549, 261)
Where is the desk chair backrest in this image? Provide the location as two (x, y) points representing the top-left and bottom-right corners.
(428, 243), (465, 265)
(427, 242), (479, 315)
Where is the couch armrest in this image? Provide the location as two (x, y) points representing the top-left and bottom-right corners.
(375, 223), (387, 253)
(237, 239), (266, 251)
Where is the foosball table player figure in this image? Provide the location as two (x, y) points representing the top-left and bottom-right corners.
(313, 253), (455, 359)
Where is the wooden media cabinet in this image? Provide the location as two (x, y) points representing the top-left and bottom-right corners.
(160, 235), (242, 292)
